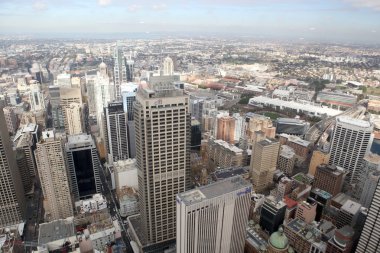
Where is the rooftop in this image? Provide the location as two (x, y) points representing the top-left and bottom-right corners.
(67, 134), (94, 146)
(212, 167), (249, 181)
(336, 116), (372, 128)
(38, 217), (75, 245)
(213, 139), (244, 153)
(177, 176), (251, 206)
(341, 200), (361, 215)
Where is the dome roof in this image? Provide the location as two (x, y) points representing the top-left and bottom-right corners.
(269, 227), (289, 250)
(99, 62), (107, 69)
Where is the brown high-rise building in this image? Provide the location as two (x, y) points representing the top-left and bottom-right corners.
(36, 130), (74, 221)
(0, 108), (26, 226)
(59, 87), (82, 134)
(133, 82), (191, 245)
(314, 164), (344, 197)
(251, 138), (280, 192)
(308, 150), (330, 176)
(217, 116), (235, 144)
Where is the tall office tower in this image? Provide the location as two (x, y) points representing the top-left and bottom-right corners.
(30, 63), (44, 84)
(134, 81), (191, 245)
(65, 134), (101, 201)
(113, 44), (127, 99)
(36, 130), (74, 220)
(104, 101), (129, 162)
(121, 84), (138, 158)
(15, 149), (33, 193)
(60, 87), (83, 134)
(232, 113), (243, 142)
(314, 164), (345, 197)
(277, 145), (296, 176)
(13, 131), (37, 177)
(356, 178), (380, 252)
(353, 152), (380, 201)
(94, 70), (115, 137)
(216, 116), (235, 144)
(121, 84), (138, 121)
(359, 171), (380, 208)
(3, 106), (18, 135)
(245, 114), (276, 144)
(29, 83), (45, 111)
(65, 103), (84, 135)
(259, 196), (286, 234)
(176, 176), (251, 253)
(49, 86), (65, 130)
(329, 116), (373, 184)
(336, 200), (361, 228)
(251, 138), (280, 192)
(56, 73), (72, 86)
(126, 59), (134, 82)
(308, 149), (330, 176)
(0, 109), (26, 226)
(163, 57), (174, 76)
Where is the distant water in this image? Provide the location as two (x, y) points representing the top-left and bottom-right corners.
(371, 139), (380, 155)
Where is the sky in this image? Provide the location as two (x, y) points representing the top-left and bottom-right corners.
(0, 0), (379, 43)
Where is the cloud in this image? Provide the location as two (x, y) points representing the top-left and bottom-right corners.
(309, 27), (316, 31)
(98, 0), (112, 7)
(128, 4), (142, 12)
(152, 3), (167, 11)
(343, 0), (380, 11)
(139, 21), (145, 24)
(33, 1), (47, 11)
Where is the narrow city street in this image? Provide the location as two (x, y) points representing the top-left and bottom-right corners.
(98, 164), (134, 253)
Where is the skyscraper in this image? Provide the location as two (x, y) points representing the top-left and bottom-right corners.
(134, 81), (191, 244)
(121, 84), (138, 158)
(176, 176), (251, 253)
(251, 138), (280, 192)
(329, 116), (373, 184)
(126, 59), (134, 82)
(104, 101), (129, 162)
(163, 57), (174, 76)
(0, 108), (26, 226)
(60, 87), (83, 134)
(356, 178), (380, 252)
(36, 130), (74, 220)
(113, 44), (127, 99)
(216, 116), (235, 144)
(65, 103), (84, 135)
(3, 106), (19, 135)
(29, 83), (45, 111)
(65, 134), (101, 201)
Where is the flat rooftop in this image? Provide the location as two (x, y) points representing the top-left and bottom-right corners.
(213, 167), (249, 180)
(177, 176), (251, 206)
(341, 200), (361, 215)
(67, 134), (94, 145)
(336, 116), (371, 128)
(38, 218), (75, 245)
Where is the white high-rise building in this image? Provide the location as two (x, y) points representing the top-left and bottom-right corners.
(163, 57), (174, 76)
(35, 130), (74, 220)
(329, 116), (373, 184)
(66, 103), (84, 135)
(29, 83), (45, 111)
(95, 72), (115, 137)
(113, 44), (127, 99)
(56, 73), (72, 87)
(233, 113), (244, 142)
(134, 81), (191, 244)
(176, 176), (252, 253)
(356, 178), (380, 252)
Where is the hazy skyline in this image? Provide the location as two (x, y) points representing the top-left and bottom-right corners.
(0, 0), (379, 43)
